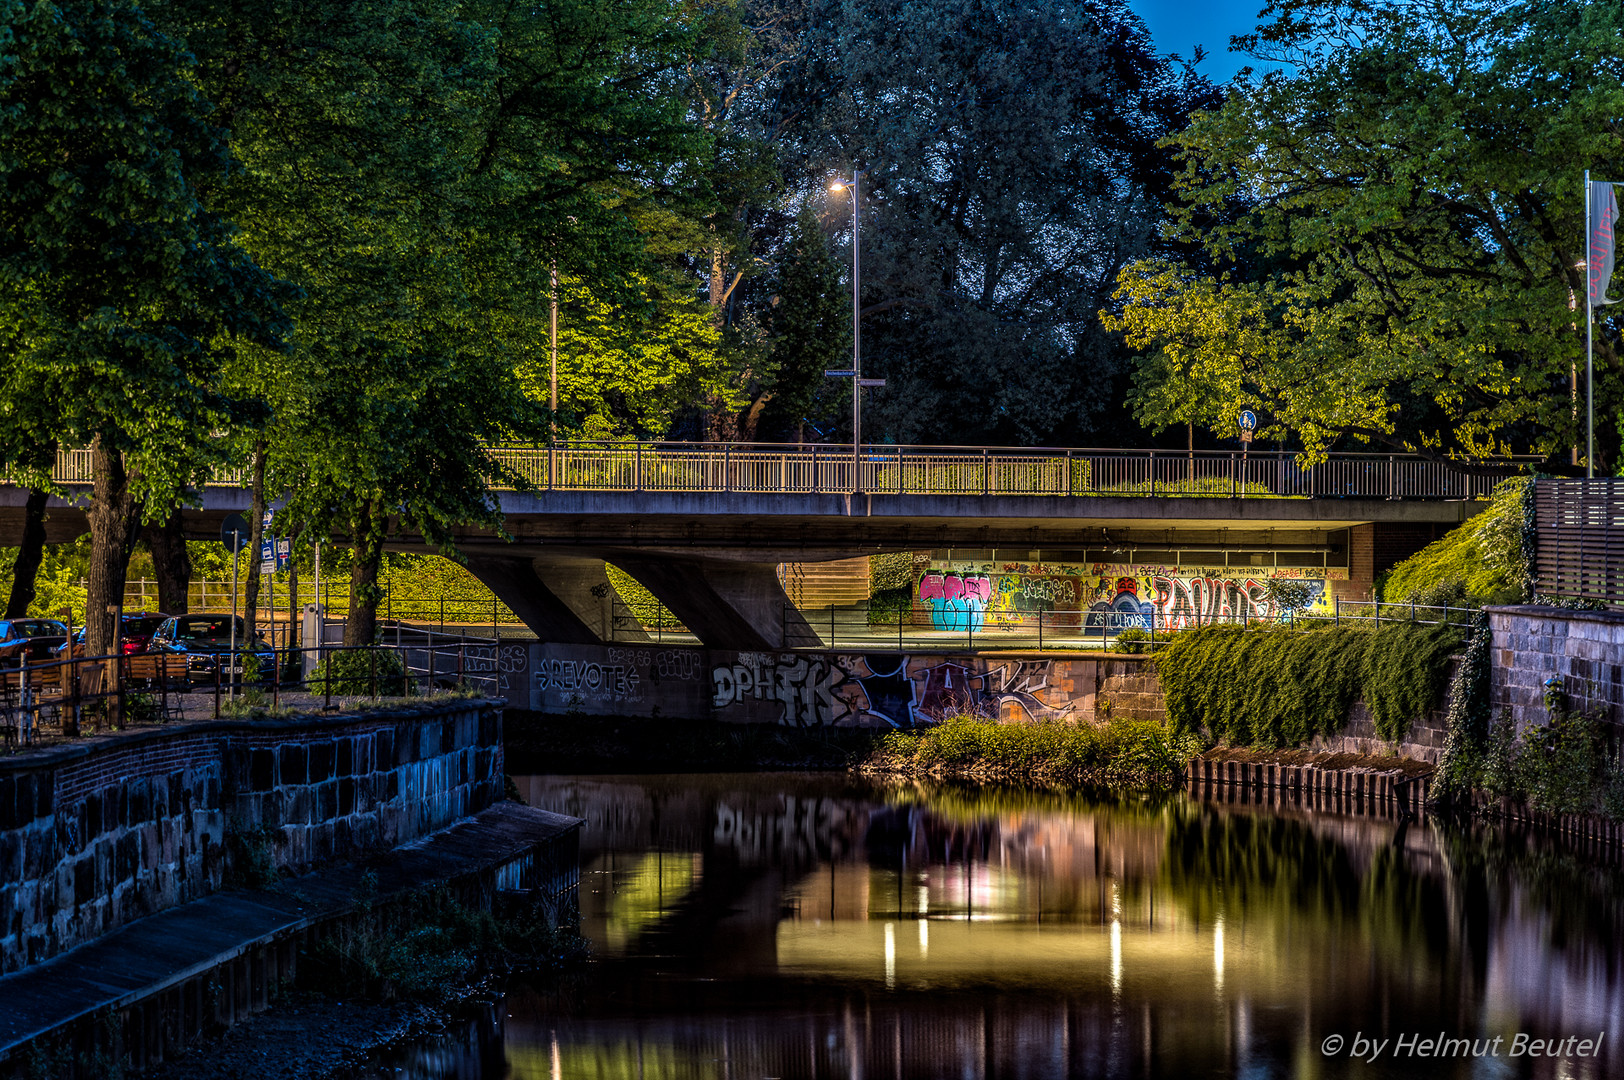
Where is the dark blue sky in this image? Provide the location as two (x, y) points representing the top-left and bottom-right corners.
(1130, 0), (1268, 82)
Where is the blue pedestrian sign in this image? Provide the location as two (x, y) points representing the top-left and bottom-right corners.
(1238, 410), (1258, 432)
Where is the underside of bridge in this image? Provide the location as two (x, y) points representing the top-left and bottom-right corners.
(0, 487), (1485, 650)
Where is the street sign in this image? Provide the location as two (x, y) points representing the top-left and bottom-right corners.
(856, 378), (886, 387)
(1240, 429), (1253, 444)
(1239, 409), (1257, 432)
(824, 369), (855, 378)
(274, 536), (291, 572)
(262, 508), (275, 531)
(221, 513), (251, 553)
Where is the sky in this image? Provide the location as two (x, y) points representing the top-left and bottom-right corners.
(1130, 0), (1270, 83)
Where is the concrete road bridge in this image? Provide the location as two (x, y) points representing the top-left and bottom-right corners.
(5, 442), (1525, 650)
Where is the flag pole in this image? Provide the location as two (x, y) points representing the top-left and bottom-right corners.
(1587, 168), (1595, 478)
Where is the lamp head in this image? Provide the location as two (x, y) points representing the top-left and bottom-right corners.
(829, 179), (847, 192)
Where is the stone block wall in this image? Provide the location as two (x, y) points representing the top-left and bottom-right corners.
(0, 699), (503, 976)
(1488, 606), (1624, 734)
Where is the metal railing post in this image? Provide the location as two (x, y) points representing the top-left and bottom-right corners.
(724, 444), (732, 493)
(1037, 609), (1044, 651)
(982, 449), (989, 496)
(811, 446), (819, 494)
(1150, 450), (1156, 497)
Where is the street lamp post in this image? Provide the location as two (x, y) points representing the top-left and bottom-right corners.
(830, 172), (864, 492)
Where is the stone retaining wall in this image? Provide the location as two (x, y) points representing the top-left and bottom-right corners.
(1488, 606), (1624, 735)
(0, 698), (503, 977)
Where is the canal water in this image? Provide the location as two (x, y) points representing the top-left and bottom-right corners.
(357, 772), (1624, 1079)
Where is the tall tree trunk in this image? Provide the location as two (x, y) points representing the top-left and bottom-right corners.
(243, 441), (266, 640)
(85, 439), (143, 655)
(343, 498), (386, 646)
(5, 488), (50, 619)
(145, 507), (192, 615)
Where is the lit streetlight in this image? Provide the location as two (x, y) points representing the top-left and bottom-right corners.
(828, 172), (879, 492)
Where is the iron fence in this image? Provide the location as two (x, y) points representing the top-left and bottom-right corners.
(599, 597), (1479, 652)
(483, 442), (1529, 499)
(0, 636), (507, 753)
(39, 442), (1531, 500)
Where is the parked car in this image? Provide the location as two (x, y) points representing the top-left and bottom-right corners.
(53, 612), (171, 658)
(147, 614), (275, 685)
(0, 618), (70, 666)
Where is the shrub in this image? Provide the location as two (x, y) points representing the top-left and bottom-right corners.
(1157, 623), (1461, 748)
(1381, 476), (1530, 605)
(1112, 626), (1150, 653)
(877, 713), (1200, 782)
(308, 648), (407, 696)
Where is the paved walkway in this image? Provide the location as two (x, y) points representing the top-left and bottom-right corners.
(0, 802), (579, 1060)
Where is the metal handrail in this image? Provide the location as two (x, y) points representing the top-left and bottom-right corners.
(38, 442), (1535, 499)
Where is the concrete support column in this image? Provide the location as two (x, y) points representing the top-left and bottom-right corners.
(460, 554), (649, 644)
(609, 554), (822, 650)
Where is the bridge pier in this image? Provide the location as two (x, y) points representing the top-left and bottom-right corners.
(461, 554), (649, 644)
(607, 553), (823, 651)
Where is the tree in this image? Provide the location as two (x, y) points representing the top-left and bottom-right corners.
(1105, 0), (1624, 467)
(151, 0), (720, 643)
(758, 206), (850, 441)
(781, 0), (1220, 447)
(0, 0), (289, 655)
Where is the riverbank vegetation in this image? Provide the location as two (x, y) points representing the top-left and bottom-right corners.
(1158, 623), (1463, 746)
(861, 713), (1201, 785)
(305, 883), (587, 1005)
(1378, 478), (1531, 607)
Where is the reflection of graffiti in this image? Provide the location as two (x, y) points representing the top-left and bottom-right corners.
(918, 570), (991, 631)
(711, 652), (838, 726)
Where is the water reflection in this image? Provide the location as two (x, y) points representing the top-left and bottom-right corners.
(389, 774), (1624, 1078)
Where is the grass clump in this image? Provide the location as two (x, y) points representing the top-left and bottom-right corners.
(1158, 622), (1462, 747)
(866, 713), (1201, 784)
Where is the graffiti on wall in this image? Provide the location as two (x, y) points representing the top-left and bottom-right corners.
(711, 652), (840, 726)
(920, 560), (1339, 632)
(918, 569), (992, 631)
(534, 645), (1086, 730)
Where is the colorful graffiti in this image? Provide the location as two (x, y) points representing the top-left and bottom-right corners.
(920, 561), (1338, 632)
(918, 569), (992, 631)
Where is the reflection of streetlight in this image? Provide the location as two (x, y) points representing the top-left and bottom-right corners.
(829, 173), (864, 491)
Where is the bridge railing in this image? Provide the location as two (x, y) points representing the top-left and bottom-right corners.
(484, 443), (1529, 499)
(41, 442), (1530, 499)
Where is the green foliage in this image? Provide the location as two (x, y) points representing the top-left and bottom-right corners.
(757, 207), (852, 440)
(1158, 623), (1461, 747)
(1111, 626), (1151, 654)
(1363, 623), (1467, 742)
(0, 0), (290, 503)
(1436, 613), (1494, 795)
(1481, 680), (1616, 815)
(792, 0), (1221, 446)
(1107, 0), (1624, 463)
(0, 537), (89, 621)
(223, 819), (280, 889)
(866, 588), (911, 626)
(1263, 578), (1318, 616)
(308, 649), (407, 697)
(1381, 478), (1531, 606)
(874, 713), (1200, 783)
(869, 553), (916, 593)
